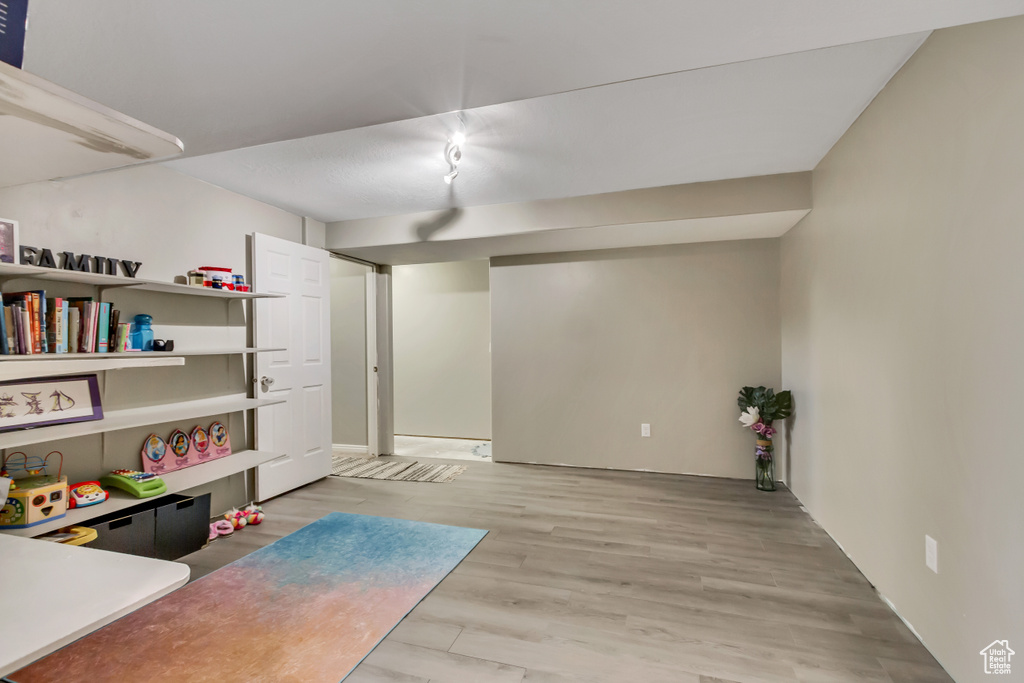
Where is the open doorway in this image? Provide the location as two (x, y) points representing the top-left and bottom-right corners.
(329, 255), (376, 459)
(391, 260), (491, 462)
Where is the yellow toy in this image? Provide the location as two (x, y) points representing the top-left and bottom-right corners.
(0, 451), (68, 530)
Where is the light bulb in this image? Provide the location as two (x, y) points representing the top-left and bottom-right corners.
(451, 131), (466, 146)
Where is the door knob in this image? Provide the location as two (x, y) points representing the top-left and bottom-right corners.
(258, 376), (275, 392)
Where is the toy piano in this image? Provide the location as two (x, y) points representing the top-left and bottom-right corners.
(99, 470), (166, 498)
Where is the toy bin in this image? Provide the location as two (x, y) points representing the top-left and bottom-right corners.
(86, 493), (211, 560)
(154, 493), (211, 560)
(86, 503), (157, 557)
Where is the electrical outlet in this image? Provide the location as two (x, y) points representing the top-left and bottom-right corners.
(925, 535), (938, 573)
(641, 423), (651, 438)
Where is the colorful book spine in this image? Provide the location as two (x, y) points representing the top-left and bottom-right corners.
(45, 297), (61, 353)
(36, 292), (47, 354)
(3, 307), (14, 354)
(68, 307), (81, 354)
(97, 303), (111, 353)
(20, 305), (32, 355)
(61, 301), (69, 354)
(30, 292), (41, 354)
(116, 323), (131, 352)
(89, 301), (100, 352)
(109, 309), (120, 350)
(0, 305), (8, 355)
(11, 304), (22, 354)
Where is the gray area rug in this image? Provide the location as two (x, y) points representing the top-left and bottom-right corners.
(330, 456), (466, 483)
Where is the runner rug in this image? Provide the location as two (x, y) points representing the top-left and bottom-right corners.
(9, 513), (487, 683)
(331, 455), (466, 483)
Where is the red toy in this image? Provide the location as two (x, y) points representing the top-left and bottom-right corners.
(68, 481), (108, 509)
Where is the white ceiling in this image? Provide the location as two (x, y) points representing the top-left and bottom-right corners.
(166, 35), (924, 223)
(19, 1), (1024, 256)
(22, 1), (1024, 156)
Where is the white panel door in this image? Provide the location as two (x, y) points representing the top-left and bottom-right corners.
(253, 232), (331, 501)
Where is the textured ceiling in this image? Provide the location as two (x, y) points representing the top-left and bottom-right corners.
(22, 1), (1024, 156)
(18, 1), (1024, 257)
(167, 35), (925, 222)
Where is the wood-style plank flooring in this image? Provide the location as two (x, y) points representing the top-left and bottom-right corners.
(181, 459), (952, 683)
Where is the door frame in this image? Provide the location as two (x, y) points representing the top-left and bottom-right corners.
(328, 253), (390, 456)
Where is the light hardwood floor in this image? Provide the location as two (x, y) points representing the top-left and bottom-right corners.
(181, 459), (952, 683)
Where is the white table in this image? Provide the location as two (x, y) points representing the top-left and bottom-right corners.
(0, 534), (190, 676)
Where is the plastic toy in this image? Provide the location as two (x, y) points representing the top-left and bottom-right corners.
(243, 503), (264, 525)
(191, 425), (211, 460)
(141, 434), (167, 473)
(169, 429), (191, 463)
(209, 421), (232, 457)
(41, 526), (98, 546)
(208, 519), (234, 541)
(68, 481), (109, 509)
(99, 469), (167, 498)
(224, 507), (248, 530)
(0, 451), (68, 529)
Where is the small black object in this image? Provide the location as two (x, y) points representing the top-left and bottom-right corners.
(164, 340), (174, 352)
(153, 340), (166, 351)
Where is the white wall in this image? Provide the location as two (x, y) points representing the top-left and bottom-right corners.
(330, 257), (368, 447)
(0, 164), (303, 514)
(393, 260), (491, 440)
(780, 16), (1024, 682)
(491, 240), (781, 477)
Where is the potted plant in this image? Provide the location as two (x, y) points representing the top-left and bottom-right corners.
(737, 386), (793, 491)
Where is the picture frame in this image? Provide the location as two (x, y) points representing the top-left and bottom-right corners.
(0, 217), (18, 264)
(0, 373), (103, 433)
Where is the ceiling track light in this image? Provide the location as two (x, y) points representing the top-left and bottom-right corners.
(443, 116), (466, 184)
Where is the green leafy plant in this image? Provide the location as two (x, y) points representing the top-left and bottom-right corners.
(737, 386), (793, 423)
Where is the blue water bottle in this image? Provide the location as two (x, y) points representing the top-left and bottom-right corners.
(130, 314), (155, 351)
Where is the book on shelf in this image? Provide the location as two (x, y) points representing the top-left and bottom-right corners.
(68, 307), (81, 354)
(3, 307), (14, 353)
(97, 303), (111, 353)
(0, 304), (7, 355)
(0, 290), (140, 356)
(0, 291), (129, 355)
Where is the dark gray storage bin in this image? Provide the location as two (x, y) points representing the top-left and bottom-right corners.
(87, 503), (156, 556)
(87, 492), (211, 560)
(154, 493), (211, 560)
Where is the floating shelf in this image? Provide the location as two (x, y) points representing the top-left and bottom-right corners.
(0, 354), (185, 381)
(0, 396), (286, 449)
(0, 60), (184, 189)
(166, 348), (285, 356)
(0, 262), (282, 299)
(1, 449), (284, 538)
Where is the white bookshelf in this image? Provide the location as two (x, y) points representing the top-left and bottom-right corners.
(0, 355), (185, 380)
(0, 396), (285, 449)
(168, 347), (285, 356)
(2, 449), (283, 538)
(0, 262), (282, 299)
(0, 227), (284, 540)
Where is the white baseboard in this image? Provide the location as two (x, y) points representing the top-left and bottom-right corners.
(332, 443), (368, 454)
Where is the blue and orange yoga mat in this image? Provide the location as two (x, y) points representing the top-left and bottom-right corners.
(10, 513), (487, 683)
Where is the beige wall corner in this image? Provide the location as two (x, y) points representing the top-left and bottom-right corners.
(302, 217), (327, 249)
(780, 15), (1024, 682)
